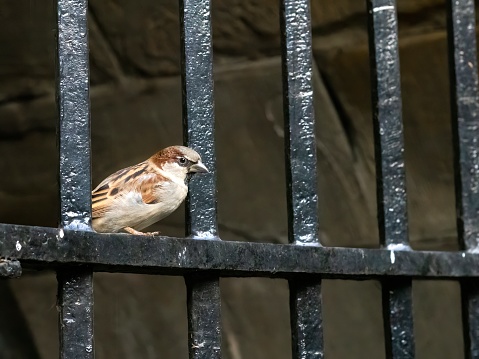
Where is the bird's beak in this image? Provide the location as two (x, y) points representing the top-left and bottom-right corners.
(189, 161), (209, 173)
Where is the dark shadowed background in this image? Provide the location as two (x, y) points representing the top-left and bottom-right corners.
(0, 0), (478, 358)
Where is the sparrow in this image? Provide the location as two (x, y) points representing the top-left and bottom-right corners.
(91, 145), (208, 235)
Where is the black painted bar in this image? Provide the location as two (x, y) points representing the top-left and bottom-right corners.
(462, 280), (479, 359)
(446, 1), (479, 358)
(367, 0), (415, 357)
(280, 0), (323, 357)
(57, 270), (94, 358)
(185, 275), (221, 358)
(3, 224), (479, 278)
(179, 0), (221, 358)
(289, 279), (323, 359)
(447, 0), (479, 253)
(367, 0), (408, 248)
(382, 279), (414, 358)
(180, 0), (217, 238)
(0, 259), (21, 278)
(55, 0), (94, 358)
(281, 0), (319, 247)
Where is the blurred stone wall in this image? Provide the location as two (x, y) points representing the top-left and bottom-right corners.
(0, 0), (478, 358)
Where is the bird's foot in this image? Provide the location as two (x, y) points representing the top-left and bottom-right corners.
(124, 227), (160, 236)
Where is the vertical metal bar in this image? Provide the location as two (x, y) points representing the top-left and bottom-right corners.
(180, 0), (221, 358)
(281, 0), (319, 247)
(367, 0), (415, 357)
(447, 0), (479, 252)
(289, 278), (323, 359)
(280, 0), (323, 358)
(461, 280), (479, 359)
(367, 1), (407, 248)
(55, 0), (94, 358)
(185, 275), (221, 359)
(446, 1), (479, 357)
(57, 271), (94, 358)
(381, 278), (414, 358)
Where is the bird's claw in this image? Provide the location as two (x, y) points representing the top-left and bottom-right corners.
(145, 231), (160, 236)
(124, 227), (160, 236)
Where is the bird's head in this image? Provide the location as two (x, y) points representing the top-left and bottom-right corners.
(151, 145), (208, 182)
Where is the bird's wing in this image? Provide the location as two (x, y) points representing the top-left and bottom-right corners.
(139, 176), (163, 205)
(92, 161), (163, 218)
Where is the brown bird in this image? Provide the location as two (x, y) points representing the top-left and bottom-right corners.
(91, 146), (208, 235)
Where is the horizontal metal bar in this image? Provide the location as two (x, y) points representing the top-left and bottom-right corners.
(0, 259), (21, 278)
(1, 223), (479, 278)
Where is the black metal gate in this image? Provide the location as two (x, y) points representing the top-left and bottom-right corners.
(1, 0), (479, 358)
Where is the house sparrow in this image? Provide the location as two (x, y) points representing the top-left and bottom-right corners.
(92, 145), (208, 235)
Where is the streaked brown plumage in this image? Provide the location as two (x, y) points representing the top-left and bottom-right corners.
(92, 146), (208, 235)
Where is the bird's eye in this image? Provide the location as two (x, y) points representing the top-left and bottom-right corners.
(178, 157), (188, 166)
